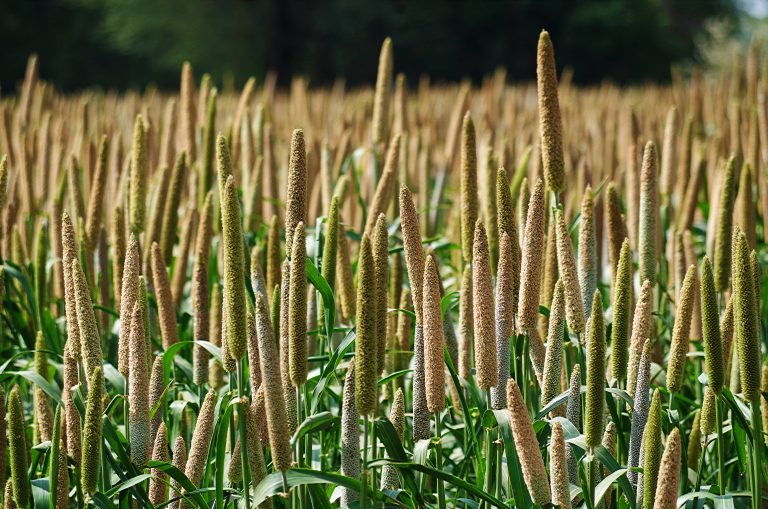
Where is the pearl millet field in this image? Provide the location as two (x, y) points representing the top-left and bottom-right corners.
(0, 31), (763, 509)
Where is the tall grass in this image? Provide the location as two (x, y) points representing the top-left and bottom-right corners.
(0, 31), (766, 509)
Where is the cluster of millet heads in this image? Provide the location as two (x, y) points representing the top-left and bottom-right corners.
(0, 24), (766, 509)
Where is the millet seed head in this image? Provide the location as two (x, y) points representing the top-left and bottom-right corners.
(517, 178), (546, 333)
(460, 113), (479, 262)
(537, 30), (565, 193)
(355, 234), (378, 415)
(472, 220), (498, 389)
(550, 421), (571, 509)
(628, 280), (653, 397)
(119, 234), (140, 375)
(222, 174), (247, 361)
(81, 367), (104, 495)
(340, 362), (360, 506)
(700, 256), (724, 394)
(733, 229), (761, 402)
(130, 115), (147, 234)
(668, 264), (697, 393)
(585, 290), (606, 449)
(542, 279), (565, 409)
(507, 378), (551, 505)
(373, 214), (390, 376)
(364, 135), (400, 236)
(611, 239), (632, 382)
(652, 428), (681, 509)
(714, 156), (737, 292)
(288, 222), (308, 386)
(638, 141), (658, 285)
(555, 209), (585, 333)
(423, 256), (445, 412)
(128, 302), (150, 467)
(8, 385), (30, 506)
(255, 294), (292, 472)
(399, 185), (425, 322)
(643, 390), (663, 508)
(579, 185), (597, 318)
(372, 37), (393, 145)
(285, 129), (307, 254)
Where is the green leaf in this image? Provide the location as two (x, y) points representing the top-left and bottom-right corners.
(675, 491), (749, 507)
(306, 258), (336, 339)
(3, 262), (39, 326)
(375, 418), (423, 505)
(606, 387), (634, 409)
(104, 474), (152, 497)
(253, 468), (382, 507)
(89, 492), (120, 509)
(723, 387), (753, 441)
(291, 411), (339, 447)
(440, 290), (460, 316)
(370, 459), (510, 509)
(148, 460), (210, 509)
(101, 416), (154, 506)
(6, 370), (61, 404)
(307, 483), (333, 509)
(102, 363), (125, 394)
(443, 347), (477, 455)
(594, 468), (627, 507)
(197, 340), (222, 362)
(0, 351), (29, 376)
(378, 368), (412, 386)
(488, 409), (531, 508)
(213, 395), (236, 509)
(593, 445), (636, 509)
(31, 478), (51, 509)
(311, 328), (355, 413)
(536, 386), (582, 420)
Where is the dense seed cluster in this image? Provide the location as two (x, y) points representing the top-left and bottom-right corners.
(1, 28), (767, 509)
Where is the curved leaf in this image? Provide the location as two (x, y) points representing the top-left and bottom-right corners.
(104, 474), (152, 497)
(311, 328), (355, 413)
(306, 258), (335, 339)
(253, 468), (382, 507)
(148, 460), (209, 509)
(370, 459), (510, 509)
(593, 445), (636, 509)
(6, 370), (61, 404)
(378, 368), (412, 387)
(291, 411), (339, 447)
(488, 409), (531, 508)
(594, 468), (627, 507)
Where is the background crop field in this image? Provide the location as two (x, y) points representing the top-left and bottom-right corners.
(1, 3), (768, 509)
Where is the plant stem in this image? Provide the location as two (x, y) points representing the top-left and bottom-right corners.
(435, 411), (446, 509)
(304, 383), (312, 468)
(236, 362), (252, 509)
(281, 470), (290, 504)
(715, 393), (726, 491)
(296, 386), (306, 508)
(481, 426), (495, 509)
(371, 417), (379, 492)
(751, 398), (763, 509)
(494, 436), (503, 501)
(615, 393), (623, 463)
(585, 450), (594, 509)
(361, 413), (370, 509)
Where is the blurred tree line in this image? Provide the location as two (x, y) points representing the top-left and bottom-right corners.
(0, 0), (743, 92)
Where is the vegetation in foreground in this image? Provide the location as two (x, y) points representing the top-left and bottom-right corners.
(0, 30), (765, 509)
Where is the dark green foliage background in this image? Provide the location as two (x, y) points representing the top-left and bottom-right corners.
(0, 0), (742, 91)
